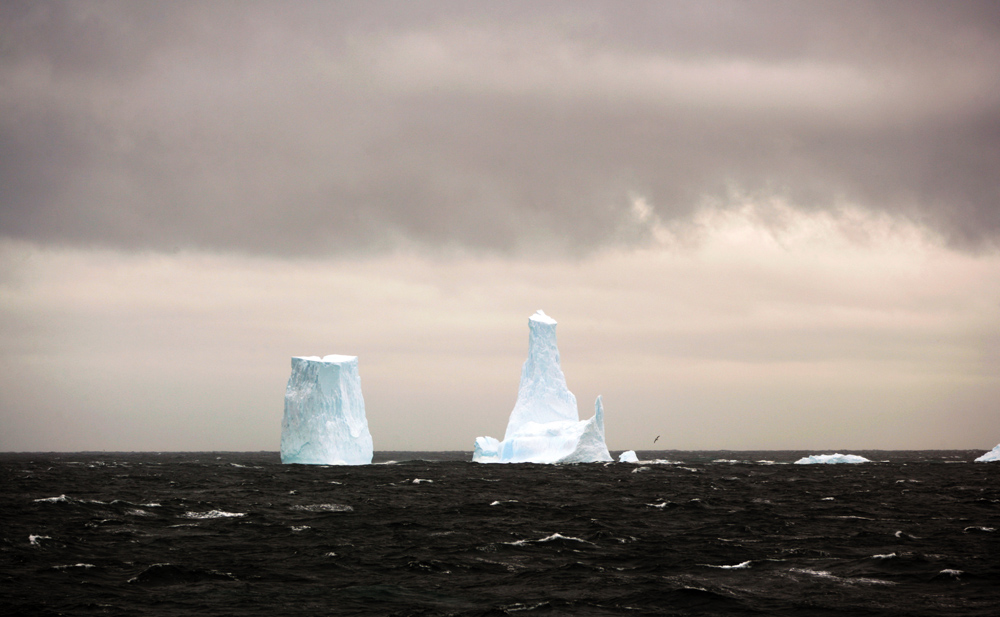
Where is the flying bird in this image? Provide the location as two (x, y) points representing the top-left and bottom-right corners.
(653, 435), (660, 444)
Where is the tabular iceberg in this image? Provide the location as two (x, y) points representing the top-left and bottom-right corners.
(794, 453), (870, 465)
(473, 310), (613, 464)
(974, 444), (1000, 462)
(281, 355), (373, 465)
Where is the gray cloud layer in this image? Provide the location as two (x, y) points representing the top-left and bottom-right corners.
(3, 1), (999, 255)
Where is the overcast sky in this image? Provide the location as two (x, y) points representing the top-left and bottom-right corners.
(2, 1), (998, 452)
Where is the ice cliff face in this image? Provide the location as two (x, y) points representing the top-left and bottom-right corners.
(281, 355), (373, 465)
(473, 311), (612, 464)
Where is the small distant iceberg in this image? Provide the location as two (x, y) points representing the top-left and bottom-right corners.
(794, 453), (870, 465)
(618, 450), (639, 463)
(974, 445), (1000, 462)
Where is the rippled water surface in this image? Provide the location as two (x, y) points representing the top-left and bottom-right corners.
(2, 451), (998, 616)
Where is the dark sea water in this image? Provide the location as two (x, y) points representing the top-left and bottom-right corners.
(2, 450), (998, 616)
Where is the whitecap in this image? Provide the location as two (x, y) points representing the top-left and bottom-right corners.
(631, 466), (650, 473)
(505, 533), (593, 546)
(939, 569), (963, 578)
(34, 495), (69, 503)
(790, 568), (895, 586)
(872, 553), (897, 559)
(963, 526), (995, 533)
(53, 563), (95, 570)
(490, 500), (518, 506)
(182, 510), (246, 519)
(705, 560), (752, 569)
(290, 526), (310, 532)
(290, 504), (353, 512)
(29, 534), (51, 546)
(411, 478), (433, 484)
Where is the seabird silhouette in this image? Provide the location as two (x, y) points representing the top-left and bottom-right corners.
(653, 435), (660, 443)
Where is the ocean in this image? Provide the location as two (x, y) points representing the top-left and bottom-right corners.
(2, 451), (998, 616)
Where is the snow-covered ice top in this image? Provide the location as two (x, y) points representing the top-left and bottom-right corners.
(794, 453), (870, 465)
(473, 310), (612, 464)
(281, 355), (373, 465)
(975, 444), (1000, 462)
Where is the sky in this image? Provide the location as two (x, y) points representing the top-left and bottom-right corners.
(1, 0), (998, 452)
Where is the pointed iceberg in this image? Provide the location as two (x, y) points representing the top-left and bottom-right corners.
(473, 311), (612, 464)
(281, 355), (373, 465)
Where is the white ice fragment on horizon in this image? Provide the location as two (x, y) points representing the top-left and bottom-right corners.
(618, 450), (639, 463)
(472, 311), (612, 464)
(974, 444), (1000, 462)
(281, 354), (373, 465)
(794, 453), (870, 464)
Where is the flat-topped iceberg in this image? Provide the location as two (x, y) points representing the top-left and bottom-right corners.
(281, 355), (373, 465)
(794, 453), (870, 465)
(473, 311), (612, 464)
(975, 445), (1000, 462)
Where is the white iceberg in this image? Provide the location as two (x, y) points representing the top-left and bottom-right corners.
(975, 445), (1000, 462)
(281, 355), (373, 465)
(794, 453), (870, 465)
(618, 450), (639, 463)
(473, 310), (613, 464)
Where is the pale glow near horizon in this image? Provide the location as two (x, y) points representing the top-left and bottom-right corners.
(1, 203), (996, 452)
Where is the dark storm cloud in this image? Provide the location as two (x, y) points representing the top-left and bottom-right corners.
(2, 1), (999, 255)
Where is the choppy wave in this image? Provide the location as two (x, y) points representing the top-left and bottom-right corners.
(3, 450), (998, 616)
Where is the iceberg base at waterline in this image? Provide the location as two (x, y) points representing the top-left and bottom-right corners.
(281, 355), (373, 465)
(975, 444), (1000, 462)
(474, 396), (613, 464)
(794, 453), (870, 465)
